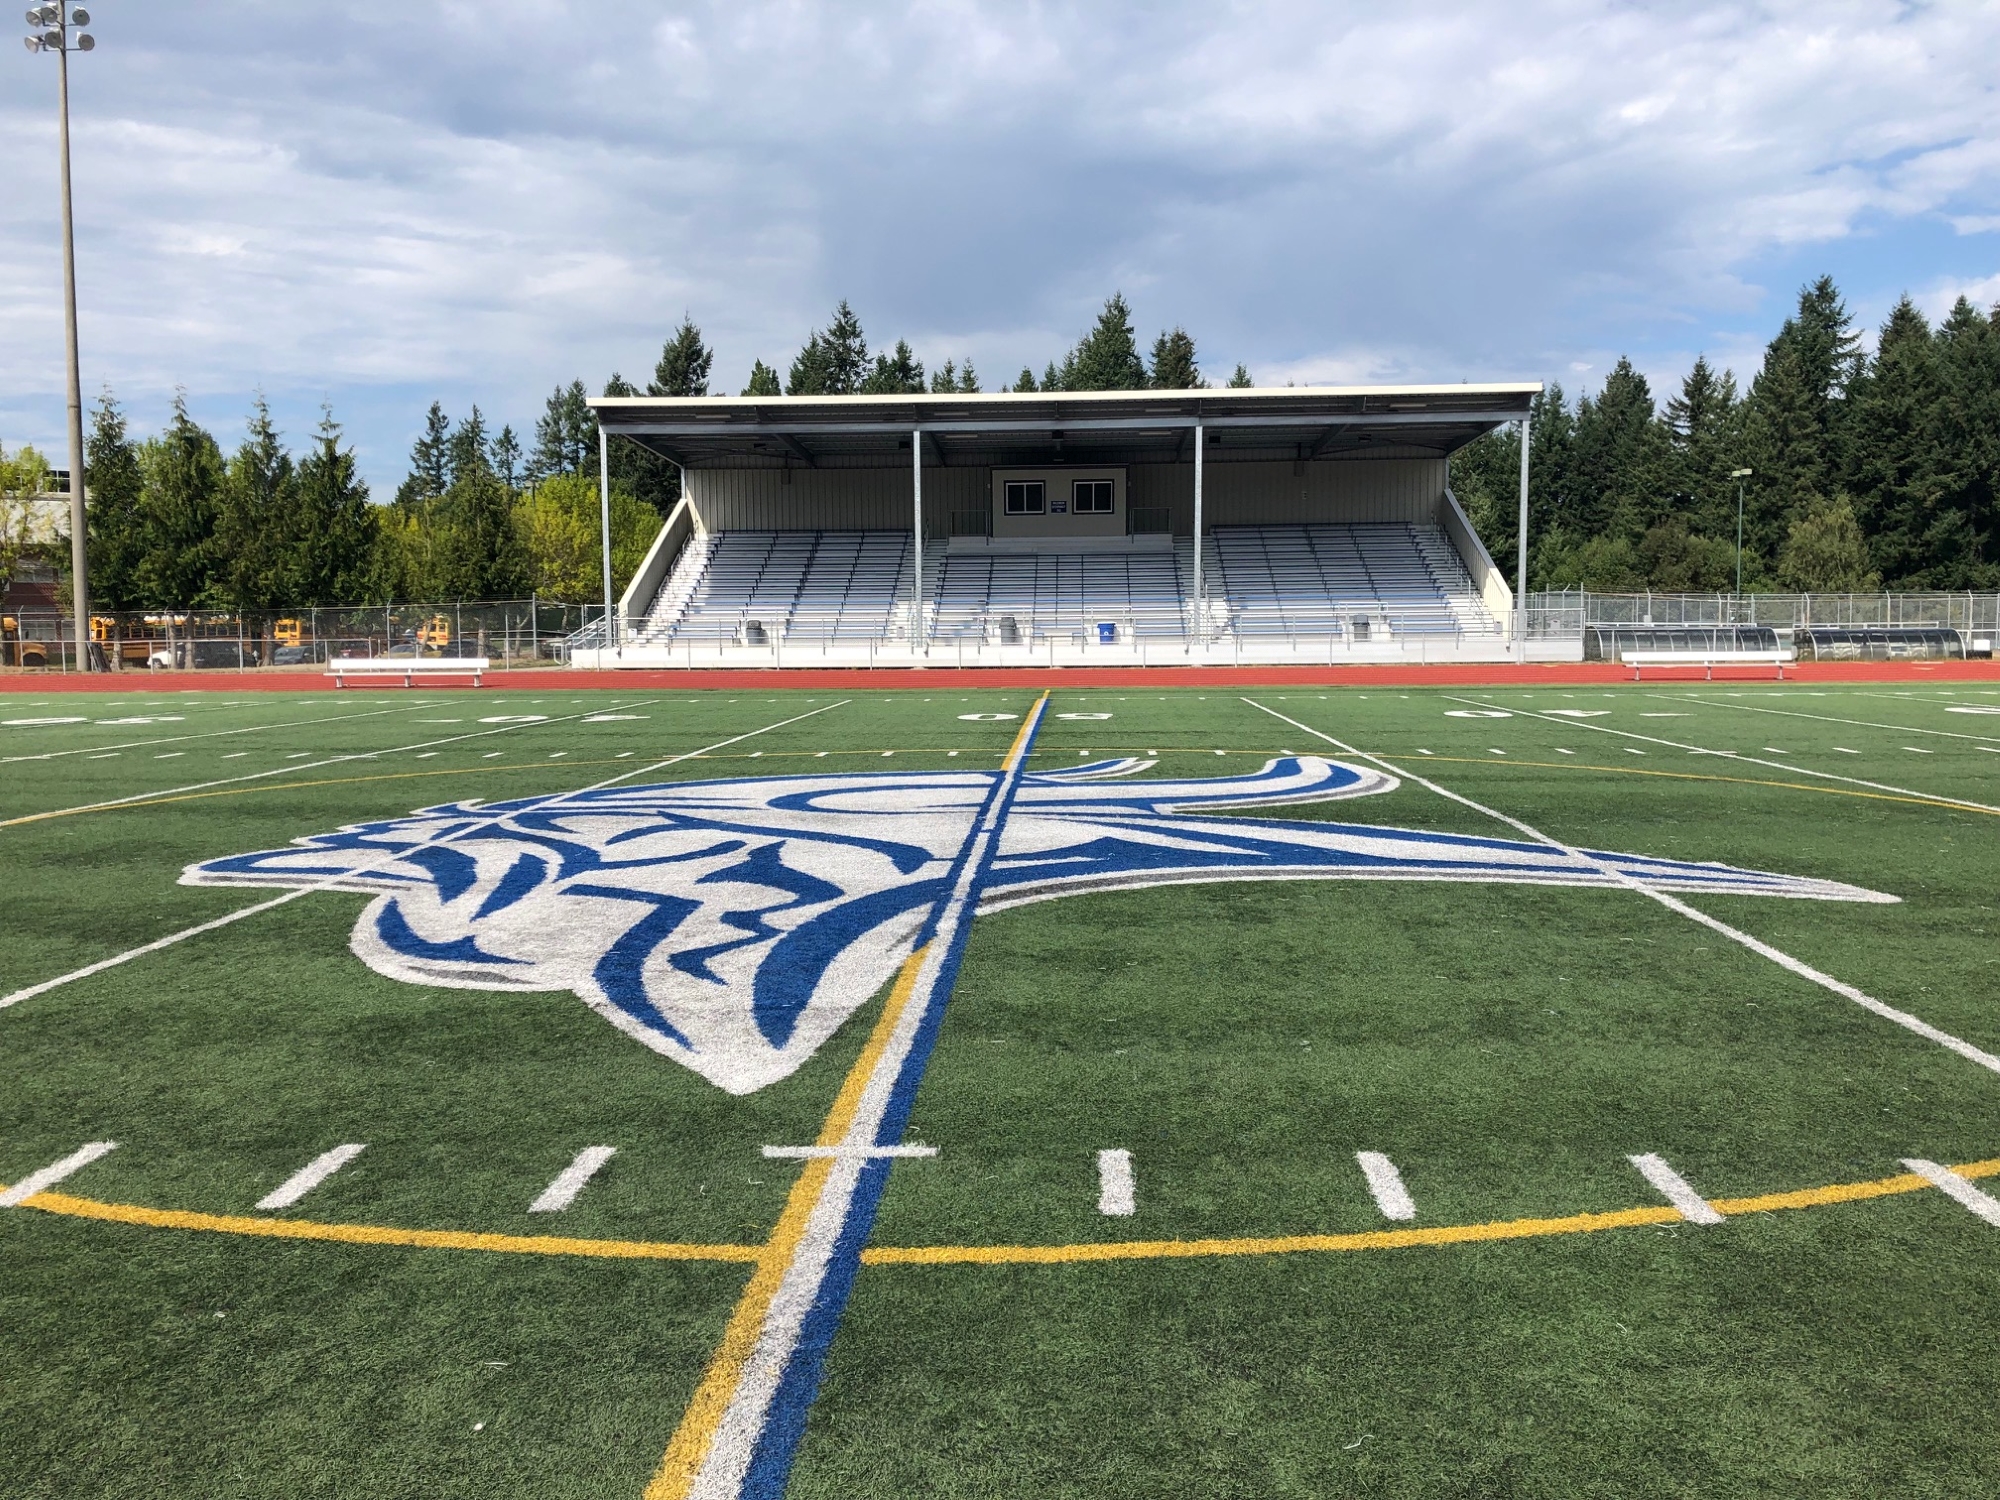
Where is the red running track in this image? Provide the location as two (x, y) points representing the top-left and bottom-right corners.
(5, 660), (2000, 693)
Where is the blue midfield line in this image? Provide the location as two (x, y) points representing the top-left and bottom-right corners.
(741, 698), (1051, 1498)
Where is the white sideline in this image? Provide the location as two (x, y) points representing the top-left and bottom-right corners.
(1901, 1158), (2000, 1227)
(1444, 695), (2000, 819)
(1243, 699), (2000, 1079)
(1355, 1151), (1416, 1220)
(0, 701), (429, 765)
(0, 1141), (118, 1207)
(1678, 695), (2000, 747)
(529, 1146), (617, 1213)
(1097, 1148), (1136, 1216)
(1, 696), (662, 829)
(0, 701), (847, 1012)
(257, 1143), (366, 1210)
(1628, 1153), (1724, 1225)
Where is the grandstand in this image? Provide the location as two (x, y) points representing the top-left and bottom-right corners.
(572, 385), (1547, 666)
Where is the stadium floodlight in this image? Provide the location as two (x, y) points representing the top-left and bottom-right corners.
(1729, 468), (1753, 596)
(21, 0), (96, 669)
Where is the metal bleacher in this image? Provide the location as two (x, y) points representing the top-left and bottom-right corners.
(633, 522), (1497, 651)
(642, 530), (912, 646)
(1204, 523), (1500, 641)
(928, 547), (1187, 643)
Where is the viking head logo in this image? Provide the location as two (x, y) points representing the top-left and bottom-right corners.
(184, 756), (1891, 1093)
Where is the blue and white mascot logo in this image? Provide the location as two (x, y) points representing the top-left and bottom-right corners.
(184, 757), (1891, 1094)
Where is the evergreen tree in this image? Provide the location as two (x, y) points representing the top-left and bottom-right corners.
(601, 374), (679, 515)
(83, 389), (146, 610)
(651, 316), (713, 397)
(290, 408), (376, 606)
(1846, 297), (1945, 585)
(1040, 359), (1062, 392)
(448, 405), (491, 484)
(787, 301), (869, 395)
(1062, 293), (1148, 390)
(1566, 358), (1664, 540)
(431, 460), (525, 600)
(1741, 277), (1862, 566)
(956, 359), (981, 394)
(492, 425), (522, 491)
(1660, 355), (1744, 542)
(527, 381), (595, 482)
(1011, 366), (1038, 393)
(215, 396), (296, 613)
(134, 394), (225, 607)
(1927, 296), (2000, 586)
(1148, 328), (1204, 390)
(396, 401), (452, 511)
(861, 339), (926, 394)
(1226, 364), (1253, 388)
(742, 360), (783, 396)
(929, 359), (979, 394)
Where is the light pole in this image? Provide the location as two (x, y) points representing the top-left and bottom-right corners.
(24, 3), (96, 670)
(1729, 467), (1753, 598)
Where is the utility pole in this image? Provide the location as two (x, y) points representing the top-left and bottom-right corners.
(1730, 468), (1754, 600)
(25, 4), (97, 669)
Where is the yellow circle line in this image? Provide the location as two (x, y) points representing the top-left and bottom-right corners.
(9, 1155), (1993, 1269)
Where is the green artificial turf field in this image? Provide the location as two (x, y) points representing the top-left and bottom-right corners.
(2, 680), (1998, 1498)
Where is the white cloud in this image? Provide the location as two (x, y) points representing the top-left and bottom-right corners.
(0, 0), (1996, 488)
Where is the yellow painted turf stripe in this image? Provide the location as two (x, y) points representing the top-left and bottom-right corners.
(16, 1191), (758, 1261)
(7, 1156), (1996, 1270)
(642, 944), (934, 1500)
(858, 1155), (2000, 1267)
(645, 697), (1044, 1499)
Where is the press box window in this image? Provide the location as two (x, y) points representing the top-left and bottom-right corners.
(1003, 481), (1045, 515)
(1073, 479), (1114, 514)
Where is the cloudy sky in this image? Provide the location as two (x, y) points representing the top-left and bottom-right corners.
(3, 1), (1998, 497)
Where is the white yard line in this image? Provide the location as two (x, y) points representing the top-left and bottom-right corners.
(0, 1141), (118, 1206)
(1445, 695), (2000, 818)
(528, 1146), (618, 1213)
(1671, 694), (2000, 747)
(0, 701), (434, 764)
(1901, 1158), (2000, 1227)
(1628, 1153), (1724, 1225)
(1354, 1151), (1416, 1220)
(256, 1143), (367, 1209)
(0, 697), (663, 828)
(0, 701), (847, 1012)
(1097, 1148), (1137, 1216)
(1244, 698), (2000, 1078)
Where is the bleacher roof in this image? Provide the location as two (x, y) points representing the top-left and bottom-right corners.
(590, 384), (1540, 469)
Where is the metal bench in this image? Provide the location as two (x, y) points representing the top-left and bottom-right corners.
(1621, 649), (1793, 681)
(327, 656), (489, 688)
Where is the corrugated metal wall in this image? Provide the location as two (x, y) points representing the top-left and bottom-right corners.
(687, 457), (1443, 536)
(1128, 457), (1445, 531)
(688, 466), (983, 537)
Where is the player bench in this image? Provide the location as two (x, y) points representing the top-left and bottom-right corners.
(327, 656), (489, 688)
(1621, 649), (1793, 682)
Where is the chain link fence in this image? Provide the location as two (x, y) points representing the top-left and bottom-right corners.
(1528, 590), (1999, 660)
(0, 600), (602, 672)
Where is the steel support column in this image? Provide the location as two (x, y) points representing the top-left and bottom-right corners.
(912, 427), (924, 651)
(1192, 420), (1205, 649)
(598, 426), (615, 653)
(1515, 413), (1531, 663)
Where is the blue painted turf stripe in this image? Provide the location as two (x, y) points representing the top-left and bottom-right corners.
(739, 698), (1051, 1497)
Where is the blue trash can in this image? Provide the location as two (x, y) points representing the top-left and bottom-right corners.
(1097, 621), (1117, 644)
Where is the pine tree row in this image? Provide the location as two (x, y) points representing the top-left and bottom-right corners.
(1451, 277), (2000, 592)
